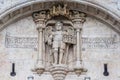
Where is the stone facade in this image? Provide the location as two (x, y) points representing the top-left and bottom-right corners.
(0, 0), (120, 80)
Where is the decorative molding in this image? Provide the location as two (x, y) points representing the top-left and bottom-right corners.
(32, 4), (86, 23)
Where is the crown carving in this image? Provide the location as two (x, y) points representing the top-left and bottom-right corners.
(49, 4), (70, 17)
(32, 4), (86, 22)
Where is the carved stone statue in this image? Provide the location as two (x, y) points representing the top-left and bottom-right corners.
(48, 21), (66, 64)
(45, 21), (76, 65)
(32, 4), (87, 80)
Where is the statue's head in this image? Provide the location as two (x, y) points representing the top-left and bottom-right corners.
(55, 21), (63, 31)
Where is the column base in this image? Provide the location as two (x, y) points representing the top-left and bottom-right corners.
(32, 61), (45, 75)
(50, 64), (68, 80)
(74, 61), (87, 76)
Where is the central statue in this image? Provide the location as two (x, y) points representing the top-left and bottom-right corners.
(45, 21), (76, 65)
(47, 21), (67, 64)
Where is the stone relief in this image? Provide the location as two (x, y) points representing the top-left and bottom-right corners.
(32, 4), (87, 80)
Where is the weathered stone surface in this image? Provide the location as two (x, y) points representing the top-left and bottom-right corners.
(0, 1), (120, 80)
(0, 15), (119, 80)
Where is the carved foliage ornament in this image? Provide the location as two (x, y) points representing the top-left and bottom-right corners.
(32, 4), (86, 22)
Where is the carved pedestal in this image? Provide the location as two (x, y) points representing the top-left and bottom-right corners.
(74, 61), (87, 76)
(32, 67), (45, 75)
(50, 65), (68, 80)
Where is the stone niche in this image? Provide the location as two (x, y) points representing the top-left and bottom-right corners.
(0, 4), (120, 80)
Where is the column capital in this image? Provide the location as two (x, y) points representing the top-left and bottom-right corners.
(35, 20), (45, 32)
(72, 12), (86, 29)
(76, 28), (82, 32)
(32, 10), (47, 22)
(72, 18), (86, 23)
(37, 23), (46, 32)
(34, 19), (45, 23)
(37, 27), (43, 32)
(32, 11), (46, 30)
(72, 12), (86, 23)
(72, 18), (86, 29)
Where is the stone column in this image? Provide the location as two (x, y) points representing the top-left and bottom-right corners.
(36, 20), (45, 68)
(76, 27), (82, 64)
(74, 20), (84, 67)
(32, 19), (45, 75)
(72, 15), (87, 75)
(32, 10), (47, 75)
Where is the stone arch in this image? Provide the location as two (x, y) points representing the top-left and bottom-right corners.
(0, 0), (120, 34)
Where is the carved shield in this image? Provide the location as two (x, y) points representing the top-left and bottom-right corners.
(63, 26), (76, 44)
